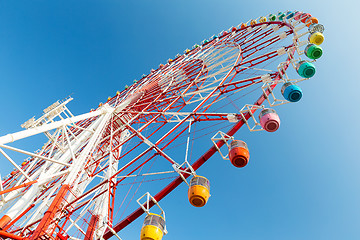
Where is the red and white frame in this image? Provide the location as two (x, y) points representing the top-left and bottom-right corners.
(0, 11), (319, 240)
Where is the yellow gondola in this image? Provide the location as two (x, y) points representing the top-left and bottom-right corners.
(259, 17), (267, 23)
(140, 213), (165, 240)
(308, 32), (324, 45)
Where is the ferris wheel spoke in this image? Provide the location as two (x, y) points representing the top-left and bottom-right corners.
(121, 85), (200, 130)
(238, 25), (276, 46)
(132, 83), (238, 150)
(198, 46), (239, 65)
(119, 111), (237, 124)
(235, 50), (279, 73)
(238, 27), (292, 56)
(244, 22), (290, 42)
(118, 119), (178, 166)
(219, 75), (267, 95)
(242, 26), (266, 44)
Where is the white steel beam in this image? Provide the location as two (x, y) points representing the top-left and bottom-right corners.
(0, 148), (32, 181)
(0, 108), (105, 145)
(0, 144), (71, 167)
(0, 175), (4, 202)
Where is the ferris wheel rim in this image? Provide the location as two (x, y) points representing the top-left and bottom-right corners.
(102, 22), (297, 238)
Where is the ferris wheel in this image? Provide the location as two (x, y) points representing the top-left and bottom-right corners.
(0, 10), (324, 240)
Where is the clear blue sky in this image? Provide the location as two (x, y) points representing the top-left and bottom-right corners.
(0, 1), (359, 239)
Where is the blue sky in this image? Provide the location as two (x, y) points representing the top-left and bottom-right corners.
(0, 1), (359, 239)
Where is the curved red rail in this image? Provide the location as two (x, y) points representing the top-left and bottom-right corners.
(103, 40), (295, 238)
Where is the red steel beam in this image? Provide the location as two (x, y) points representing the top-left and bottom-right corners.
(29, 184), (70, 240)
(0, 230), (26, 240)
